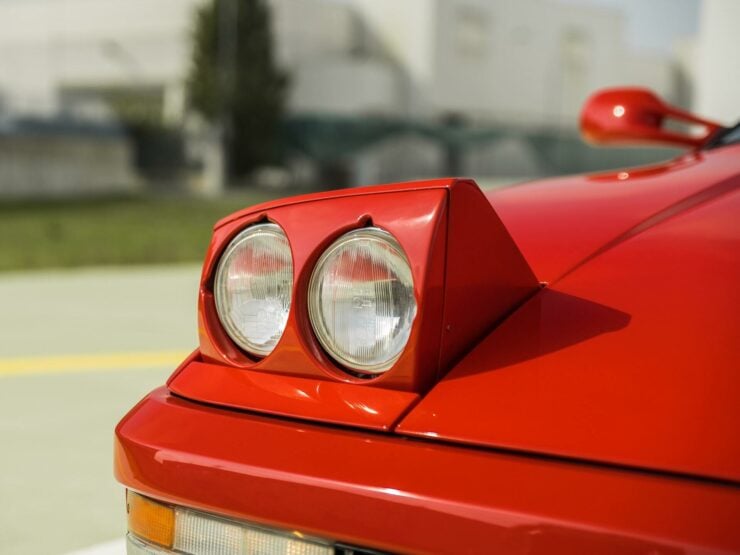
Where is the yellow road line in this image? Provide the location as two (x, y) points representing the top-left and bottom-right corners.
(0, 350), (190, 377)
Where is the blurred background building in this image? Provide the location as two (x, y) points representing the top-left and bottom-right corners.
(0, 0), (737, 196)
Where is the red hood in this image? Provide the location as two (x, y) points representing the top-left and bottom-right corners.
(399, 146), (740, 484)
(486, 145), (740, 284)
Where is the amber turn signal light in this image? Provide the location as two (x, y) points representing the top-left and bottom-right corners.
(127, 490), (175, 549)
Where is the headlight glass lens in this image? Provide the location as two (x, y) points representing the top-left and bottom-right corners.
(309, 227), (416, 374)
(214, 223), (293, 357)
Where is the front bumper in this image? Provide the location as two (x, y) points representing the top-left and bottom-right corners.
(115, 387), (740, 554)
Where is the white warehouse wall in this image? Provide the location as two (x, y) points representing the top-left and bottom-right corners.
(430, 0), (673, 125)
(695, 0), (740, 123)
(0, 0), (202, 114)
(290, 59), (402, 115)
(0, 0), (679, 127)
(346, 0), (674, 126)
(341, 0), (438, 116)
(271, 0), (363, 68)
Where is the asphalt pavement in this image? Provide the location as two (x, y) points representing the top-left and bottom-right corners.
(0, 265), (201, 555)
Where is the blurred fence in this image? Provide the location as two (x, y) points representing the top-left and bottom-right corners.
(0, 118), (137, 198)
(0, 112), (684, 198)
(283, 115), (683, 187)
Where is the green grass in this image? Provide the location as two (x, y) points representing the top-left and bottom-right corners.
(0, 192), (284, 271)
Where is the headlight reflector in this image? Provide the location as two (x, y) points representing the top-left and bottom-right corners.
(214, 223), (293, 357)
(308, 227), (416, 374)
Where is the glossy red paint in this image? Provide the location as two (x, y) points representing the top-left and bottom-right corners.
(172, 178), (537, 428)
(116, 88), (740, 553)
(115, 388), (740, 555)
(580, 87), (723, 148)
(169, 359), (418, 431)
(487, 144), (740, 283)
(399, 177), (740, 483)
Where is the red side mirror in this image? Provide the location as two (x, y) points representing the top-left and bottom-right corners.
(580, 87), (723, 149)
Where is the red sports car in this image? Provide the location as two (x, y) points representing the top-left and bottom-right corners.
(115, 88), (740, 554)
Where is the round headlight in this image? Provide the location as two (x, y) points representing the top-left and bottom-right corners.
(308, 227), (417, 374)
(214, 223), (293, 357)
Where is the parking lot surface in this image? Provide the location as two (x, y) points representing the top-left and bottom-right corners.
(0, 265), (200, 554)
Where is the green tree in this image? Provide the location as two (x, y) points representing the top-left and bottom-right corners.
(188, 0), (287, 179)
